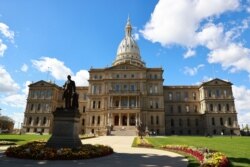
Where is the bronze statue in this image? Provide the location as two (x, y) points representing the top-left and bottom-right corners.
(63, 75), (78, 109)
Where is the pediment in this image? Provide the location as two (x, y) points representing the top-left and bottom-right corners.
(201, 78), (232, 87)
(107, 62), (145, 71)
(29, 80), (60, 88)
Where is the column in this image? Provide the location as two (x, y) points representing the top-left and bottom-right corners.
(135, 113), (138, 126)
(136, 96), (138, 108)
(128, 96), (130, 108)
(119, 113), (121, 126)
(127, 113), (129, 126)
(119, 96), (121, 108)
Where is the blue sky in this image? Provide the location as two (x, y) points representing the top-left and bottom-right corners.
(0, 0), (250, 128)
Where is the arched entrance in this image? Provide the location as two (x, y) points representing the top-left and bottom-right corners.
(114, 115), (119, 126)
(122, 115), (127, 126)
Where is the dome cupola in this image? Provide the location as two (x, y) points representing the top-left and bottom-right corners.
(112, 17), (145, 67)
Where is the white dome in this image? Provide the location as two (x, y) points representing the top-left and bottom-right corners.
(113, 18), (145, 67)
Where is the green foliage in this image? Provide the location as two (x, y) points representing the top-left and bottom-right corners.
(146, 136), (250, 167)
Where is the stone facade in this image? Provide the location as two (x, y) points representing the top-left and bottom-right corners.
(22, 18), (240, 136)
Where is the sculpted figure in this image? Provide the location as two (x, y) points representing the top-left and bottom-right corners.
(63, 75), (78, 109)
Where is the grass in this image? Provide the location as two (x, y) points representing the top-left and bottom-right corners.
(0, 134), (50, 145)
(146, 136), (250, 167)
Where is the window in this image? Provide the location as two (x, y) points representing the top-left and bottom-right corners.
(208, 90), (212, 97)
(92, 101), (96, 109)
(151, 116), (154, 125)
(194, 105), (198, 113)
(226, 104), (230, 111)
(150, 100), (153, 109)
(187, 118), (190, 126)
(98, 101), (101, 109)
(83, 106), (86, 112)
(154, 74), (157, 79)
(178, 105), (182, 113)
(35, 117), (39, 125)
(38, 104), (41, 111)
(186, 105), (190, 112)
(223, 90), (227, 97)
(154, 85), (158, 93)
(192, 92), (196, 100)
(168, 92), (173, 100)
(130, 84), (135, 91)
(171, 119), (174, 127)
(131, 74), (134, 78)
(83, 94), (87, 100)
(123, 84), (128, 91)
(210, 104), (213, 111)
(218, 104), (221, 111)
(176, 92), (181, 100)
(115, 84), (120, 91)
(155, 102), (159, 109)
(170, 105), (173, 113)
(28, 117), (32, 125)
(228, 118), (232, 126)
(179, 119), (182, 127)
(156, 116), (159, 125)
(216, 89), (220, 97)
(97, 116), (100, 125)
(30, 104), (34, 111)
(149, 86), (153, 94)
(42, 117), (46, 125)
(124, 74), (127, 78)
(195, 119), (199, 126)
(92, 116), (95, 124)
(184, 92), (188, 101)
(116, 74), (119, 78)
(212, 117), (215, 126)
(220, 117), (223, 125)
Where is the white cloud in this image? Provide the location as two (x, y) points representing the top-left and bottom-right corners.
(183, 48), (196, 58)
(21, 64), (28, 72)
(32, 57), (73, 80)
(1, 94), (26, 108)
(132, 33), (140, 41)
(140, 0), (239, 47)
(184, 64), (204, 76)
(0, 39), (7, 57)
(0, 81), (30, 108)
(232, 85), (250, 125)
(0, 66), (20, 92)
(72, 70), (89, 86)
(208, 43), (250, 73)
(32, 57), (89, 86)
(0, 22), (15, 42)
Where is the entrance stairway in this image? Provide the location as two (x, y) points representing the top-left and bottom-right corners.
(110, 126), (137, 136)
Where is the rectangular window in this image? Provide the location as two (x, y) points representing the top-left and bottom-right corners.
(97, 116), (100, 125)
(186, 105), (190, 112)
(168, 92), (173, 100)
(170, 105), (174, 113)
(178, 105), (182, 113)
(150, 100), (153, 109)
(92, 101), (96, 109)
(228, 118), (232, 126)
(220, 118), (223, 125)
(130, 84), (135, 91)
(194, 105), (198, 112)
(216, 89), (220, 97)
(212, 118), (215, 126)
(176, 92), (181, 100)
(98, 101), (101, 109)
(156, 116), (159, 125)
(184, 92), (188, 101)
(151, 116), (154, 125)
(192, 92), (196, 100)
(92, 116), (95, 124)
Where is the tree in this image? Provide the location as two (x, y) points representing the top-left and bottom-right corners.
(0, 116), (15, 133)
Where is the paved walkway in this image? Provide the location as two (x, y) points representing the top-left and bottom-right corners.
(0, 136), (187, 167)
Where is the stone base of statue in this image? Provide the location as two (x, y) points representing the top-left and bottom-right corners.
(46, 107), (82, 149)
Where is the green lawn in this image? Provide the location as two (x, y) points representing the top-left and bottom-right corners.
(0, 134), (50, 145)
(146, 136), (250, 167)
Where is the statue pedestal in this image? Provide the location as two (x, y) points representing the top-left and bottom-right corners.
(46, 108), (82, 149)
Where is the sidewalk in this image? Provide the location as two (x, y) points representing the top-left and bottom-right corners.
(0, 136), (188, 167)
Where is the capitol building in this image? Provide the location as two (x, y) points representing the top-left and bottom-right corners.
(22, 19), (240, 136)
